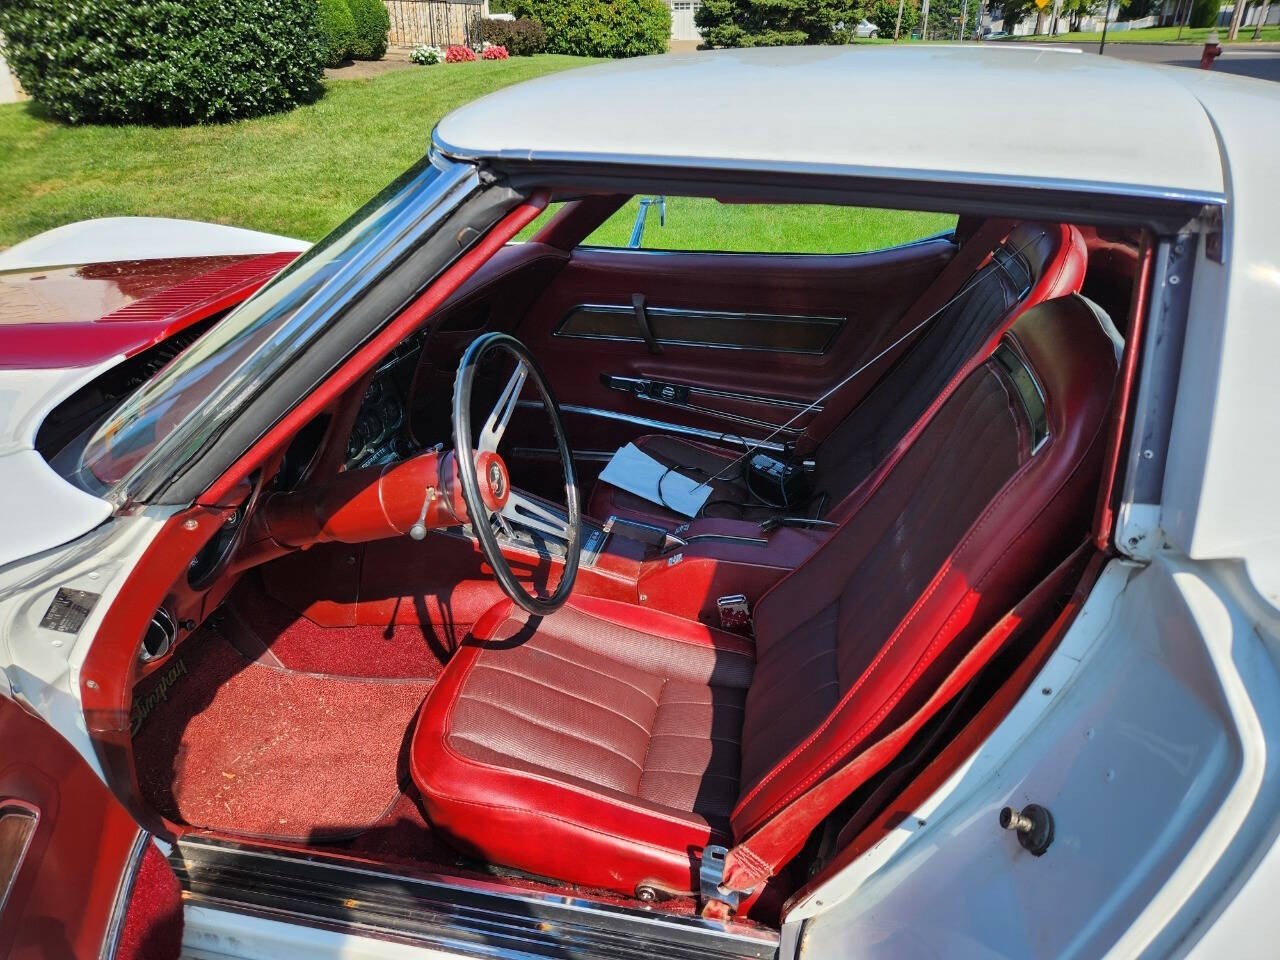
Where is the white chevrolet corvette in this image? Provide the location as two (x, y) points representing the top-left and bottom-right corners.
(0, 46), (1276, 960)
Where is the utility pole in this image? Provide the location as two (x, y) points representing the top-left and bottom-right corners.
(1178, 0), (1193, 39)
(921, 0), (931, 39)
(1228, 0), (1248, 39)
(960, 0), (970, 38)
(1255, 0), (1273, 38)
(1099, 0), (1115, 53)
(895, 0), (906, 40)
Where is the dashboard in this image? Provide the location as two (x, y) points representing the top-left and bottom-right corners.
(344, 328), (430, 469)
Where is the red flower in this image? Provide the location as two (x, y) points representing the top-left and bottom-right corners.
(482, 44), (509, 60)
(445, 45), (476, 63)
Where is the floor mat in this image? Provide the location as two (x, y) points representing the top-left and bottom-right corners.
(133, 628), (433, 842)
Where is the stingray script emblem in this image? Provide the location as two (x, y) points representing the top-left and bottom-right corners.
(130, 658), (189, 737)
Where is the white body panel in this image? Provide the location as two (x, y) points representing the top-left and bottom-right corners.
(435, 46), (1225, 200)
(789, 556), (1280, 958)
(0, 363), (118, 567)
(0, 216), (308, 272)
(1150, 70), (1280, 606)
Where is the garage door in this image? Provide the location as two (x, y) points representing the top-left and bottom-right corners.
(670, 1), (702, 41)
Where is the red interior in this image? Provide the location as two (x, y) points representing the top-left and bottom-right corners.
(81, 196), (1147, 928)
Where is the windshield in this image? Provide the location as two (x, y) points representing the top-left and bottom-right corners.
(79, 157), (472, 495)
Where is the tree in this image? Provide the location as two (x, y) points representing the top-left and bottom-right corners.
(695, 0), (862, 47)
(922, 0), (979, 37)
(867, 0), (920, 36)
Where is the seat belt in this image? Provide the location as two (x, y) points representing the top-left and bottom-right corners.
(790, 217), (1017, 457)
(708, 543), (1091, 911)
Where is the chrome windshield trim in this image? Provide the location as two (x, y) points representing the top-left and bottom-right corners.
(517, 400), (788, 453)
(100, 159), (479, 506)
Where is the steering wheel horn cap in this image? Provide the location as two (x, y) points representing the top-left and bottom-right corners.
(474, 450), (510, 512)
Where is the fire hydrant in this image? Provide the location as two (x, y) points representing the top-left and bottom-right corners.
(1200, 31), (1223, 70)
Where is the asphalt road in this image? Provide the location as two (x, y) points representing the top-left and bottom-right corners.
(1046, 41), (1280, 82)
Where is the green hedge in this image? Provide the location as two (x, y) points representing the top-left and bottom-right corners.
(476, 17), (548, 55)
(511, 0), (670, 57)
(318, 0), (359, 66)
(0, 0), (325, 125)
(346, 0), (391, 59)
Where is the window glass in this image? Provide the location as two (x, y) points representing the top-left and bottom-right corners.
(583, 197), (956, 254)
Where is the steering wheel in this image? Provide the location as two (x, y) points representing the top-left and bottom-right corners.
(452, 332), (581, 616)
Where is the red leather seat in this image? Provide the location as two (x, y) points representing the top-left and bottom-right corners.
(588, 222), (1088, 528)
(412, 294), (1119, 901)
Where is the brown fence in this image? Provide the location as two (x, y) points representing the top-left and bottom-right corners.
(384, 0), (484, 47)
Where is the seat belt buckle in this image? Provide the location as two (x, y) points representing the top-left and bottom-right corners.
(716, 595), (753, 636)
(699, 845), (743, 915)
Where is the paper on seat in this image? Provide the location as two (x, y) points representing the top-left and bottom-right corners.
(598, 443), (712, 519)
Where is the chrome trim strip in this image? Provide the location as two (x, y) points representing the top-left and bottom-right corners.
(432, 128), (1227, 208)
(173, 837), (778, 957)
(512, 446), (617, 463)
(99, 831), (150, 960)
(605, 374), (822, 412)
(557, 303), (844, 356)
(518, 400), (788, 453)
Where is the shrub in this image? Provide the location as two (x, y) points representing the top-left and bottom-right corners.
(446, 44), (478, 62)
(476, 17), (548, 55)
(512, 0), (669, 57)
(317, 0), (359, 66)
(0, 0), (324, 125)
(345, 0), (391, 59)
(482, 43), (511, 59)
(1189, 0), (1221, 28)
(411, 44), (444, 64)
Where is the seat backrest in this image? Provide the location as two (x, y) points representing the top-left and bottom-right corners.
(805, 222), (1087, 512)
(731, 294), (1120, 840)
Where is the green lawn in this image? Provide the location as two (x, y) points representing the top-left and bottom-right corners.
(1001, 24), (1280, 43)
(1, 53), (954, 255)
(0, 56), (600, 250)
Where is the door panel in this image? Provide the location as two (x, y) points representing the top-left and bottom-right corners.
(0, 695), (179, 959)
(512, 238), (956, 479)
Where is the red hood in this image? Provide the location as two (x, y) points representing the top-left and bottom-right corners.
(0, 251), (299, 370)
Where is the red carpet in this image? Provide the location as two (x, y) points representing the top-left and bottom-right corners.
(133, 627), (433, 841)
(224, 575), (448, 680)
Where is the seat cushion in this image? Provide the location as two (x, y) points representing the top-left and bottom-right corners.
(411, 595), (754, 896)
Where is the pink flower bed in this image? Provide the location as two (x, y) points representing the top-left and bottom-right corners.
(445, 45), (476, 62)
(482, 44), (509, 60)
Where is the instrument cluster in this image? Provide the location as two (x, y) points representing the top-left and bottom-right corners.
(345, 329), (429, 469)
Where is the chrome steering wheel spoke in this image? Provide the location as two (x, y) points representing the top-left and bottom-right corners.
(478, 361), (527, 455)
(500, 490), (572, 542)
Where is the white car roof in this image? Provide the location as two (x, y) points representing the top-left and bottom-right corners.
(434, 45), (1226, 202)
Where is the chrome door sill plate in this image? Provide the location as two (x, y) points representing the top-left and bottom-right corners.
(172, 837), (778, 960)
